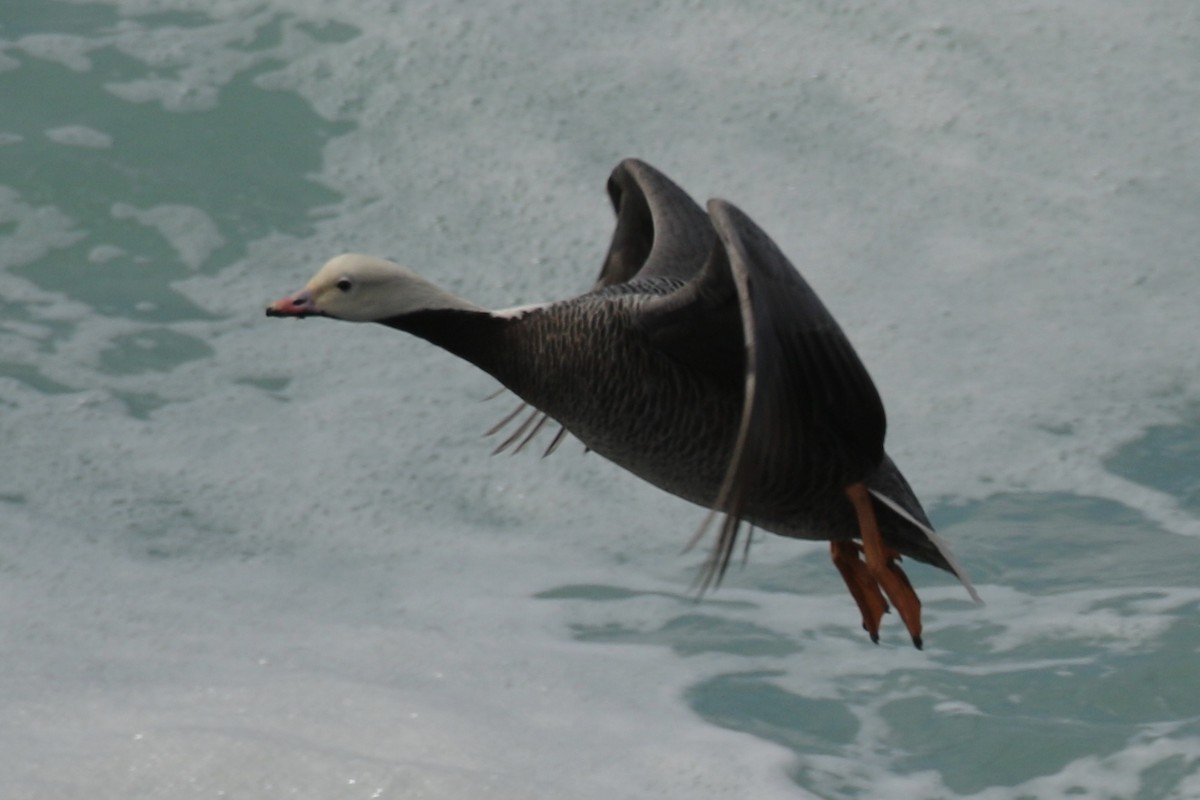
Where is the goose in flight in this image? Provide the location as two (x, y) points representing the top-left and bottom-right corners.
(267, 159), (977, 648)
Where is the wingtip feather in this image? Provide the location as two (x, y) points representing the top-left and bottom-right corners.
(868, 488), (984, 605)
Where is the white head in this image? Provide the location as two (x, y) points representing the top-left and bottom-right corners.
(266, 254), (482, 321)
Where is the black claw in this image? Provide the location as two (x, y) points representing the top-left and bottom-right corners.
(912, 635), (923, 650)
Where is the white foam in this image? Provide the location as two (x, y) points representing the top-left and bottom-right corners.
(0, 186), (86, 270)
(45, 124), (113, 149)
(88, 244), (127, 263)
(111, 202), (224, 270)
(14, 33), (93, 71)
(99, 9), (326, 113)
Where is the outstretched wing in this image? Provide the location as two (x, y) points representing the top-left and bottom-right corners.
(638, 199), (887, 590)
(489, 158), (715, 455)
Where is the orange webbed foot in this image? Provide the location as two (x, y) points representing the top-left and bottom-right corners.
(830, 540), (889, 643)
(843, 483), (924, 649)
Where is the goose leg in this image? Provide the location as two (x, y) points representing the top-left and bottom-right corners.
(845, 482), (924, 649)
(830, 540), (889, 643)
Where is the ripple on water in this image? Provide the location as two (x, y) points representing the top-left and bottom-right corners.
(535, 489), (1200, 796)
(1106, 416), (1200, 516)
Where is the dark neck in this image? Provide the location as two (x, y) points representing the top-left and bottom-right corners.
(378, 308), (508, 378)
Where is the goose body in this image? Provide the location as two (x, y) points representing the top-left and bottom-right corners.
(267, 159), (977, 647)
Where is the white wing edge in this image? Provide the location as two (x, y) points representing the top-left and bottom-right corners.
(869, 488), (984, 605)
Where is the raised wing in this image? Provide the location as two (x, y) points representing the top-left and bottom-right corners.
(592, 158), (715, 288)
(638, 199), (887, 589)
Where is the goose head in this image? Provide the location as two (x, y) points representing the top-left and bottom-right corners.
(266, 254), (483, 321)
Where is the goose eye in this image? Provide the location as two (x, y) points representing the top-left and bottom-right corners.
(335, 277), (352, 292)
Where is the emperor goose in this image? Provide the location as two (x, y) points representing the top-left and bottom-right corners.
(267, 158), (978, 648)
